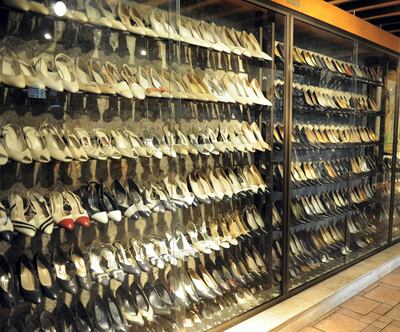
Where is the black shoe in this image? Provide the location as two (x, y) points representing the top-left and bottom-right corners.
(130, 282), (154, 322)
(111, 180), (139, 220)
(115, 284), (144, 327)
(0, 255), (15, 307)
(53, 247), (78, 295)
(154, 279), (178, 310)
(103, 289), (128, 332)
(89, 295), (112, 332)
(24, 314), (40, 332)
(18, 254), (42, 304)
(70, 244), (91, 290)
(126, 179), (151, 218)
(40, 311), (57, 332)
(6, 320), (25, 332)
(94, 181), (122, 223)
(72, 300), (94, 332)
(143, 282), (171, 316)
(78, 184), (107, 224)
(34, 252), (59, 300)
(57, 303), (78, 332)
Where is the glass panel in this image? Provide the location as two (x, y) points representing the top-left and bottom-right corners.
(170, 1), (286, 330)
(349, 43), (397, 255)
(289, 19), (356, 289)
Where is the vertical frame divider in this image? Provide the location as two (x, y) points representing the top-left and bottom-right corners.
(282, 13), (294, 296)
(388, 60), (400, 244)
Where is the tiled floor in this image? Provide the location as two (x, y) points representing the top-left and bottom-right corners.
(300, 267), (400, 332)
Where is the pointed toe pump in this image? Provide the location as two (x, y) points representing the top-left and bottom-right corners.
(18, 254), (42, 304)
(34, 252), (59, 300)
(55, 53), (79, 93)
(89, 294), (112, 332)
(53, 246), (78, 295)
(27, 191), (54, 235)
(72, 301), (95, 332)
(49, 192), (75, 230)
(0, 49), (26, 89)
(104, 290), (128, 332)
(23, 126), (51, 163)
(40, 310), (58, 332)
(0, 202), (14, 242)
(70, 244), (92, 290)
(40, 124), (73, 162)
(116, 284), (144, 327)
(0, 255), (15, 307)
(9, 192), (37, 237)
(63, 190), (90, 228)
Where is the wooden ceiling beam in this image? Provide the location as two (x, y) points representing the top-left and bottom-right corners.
(366, 11), (400, 20)
(181, 0), (221, 13)
(347, 1), (400, 13)
(328, 0), (355, 5)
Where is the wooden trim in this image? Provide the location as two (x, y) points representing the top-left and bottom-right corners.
(366, 11), (400, 21)
(347, 1), (400, 14)
(270, 0), (400, 53)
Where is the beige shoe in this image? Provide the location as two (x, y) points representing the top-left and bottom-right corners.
(121, 65), (145, 100)
(104, 62), (133, 98)
(2, 124), (32, 164)
(18, 58), (45, 89)
(98, 0), (126, 31)
(93, 128), (121, 160)
(75, 58), (101, 94)
(33, 54), (63, 92)
(23, 126), (51, 163)
(0, 142), (8, 165)
(0, 49), (25, 89)
(28, 0), (49, 15)
(86, 0), (112, 27)
(55, 53), (79, 93)
(137, 66), (161, 98)
(89, 59), (115, 95)
(3, 0), (29, 11)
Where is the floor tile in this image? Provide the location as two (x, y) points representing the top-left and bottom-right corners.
(384, 304), (400, 320)
(390, 320), (400, 328)
(364, 285), (400, 306)
(377, 316), (392, 324)
(381, 323), (400, 332)
(341, 296), (381, 315)
(298, 327), (323, 332)
(336, 308), (363, 320)
(372, 321), (390, 329)
(314, 313), (368, 332)
(361, 326), (381, 332)
(381, 273), (400, 288)
(373, 304), (393, 315)
(360, 316), (376, 324)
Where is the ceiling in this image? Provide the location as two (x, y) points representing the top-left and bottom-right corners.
(325, 0), (400, 36)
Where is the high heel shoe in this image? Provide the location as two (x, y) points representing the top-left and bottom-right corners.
(18, 254), (42, 304)
(2, 124), (32, 164)
(111, 180), (139, 220)
(23, 126), (51, 163)
(74, 128), (107, 160)
(27, 191), (53, 235)
(53, 246), (77, 294)
(49, 192), (75, 230)
(34, 252), (59, 300)
(9, 192), (37, 237)
(70, 244), (91, 290)
(0, 255), (15, 307)
(62, 190), (90, 228)
(114, 242), (140, 275)
(126, 179), (151, 217)
(116, 284), (144, 327)
(103, 289), (128, 332)
(89, 295), (112, 332)
(55, 53), (79, 93)
(130, 240), (151, 272)
(93, 128), (121, 160)
(40, 124), (73, 162)
(143, 282), (171, 316)
(89, 243), (109, 286)
(94, 182), (122, 222)
(101, 244), (125, 282)
(62, 130), (89, 162)
(72, 300), (95, 332)
(130, 282), (154, 322)
(79, 184), (108, 224)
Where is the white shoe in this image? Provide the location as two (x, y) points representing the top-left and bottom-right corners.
(0, 49), (26, 89)
(18, 58), (45, 89)
(2, 124), (32, 164)
(122, 129), (150, 158)
(121, 65), (145, 100)
(27, 191), (53, 235)
(40, 124), (73, 162)
(104, 62), (133, 98)
(9, 193), (36, 237)
(74, 128), (107, 160)
(0, 142), (8, 165)
(64, 129), (88, 161)
(33, 54), (64, 92)
(55, 53), (79, 93)
(93, 128), (121, 159)
(75, 58), (101, 94)
(23, 126), (51, 163)
(89, 59), (115, 94)
(0, 202), (13, 241)
(110, 129), (138, 159)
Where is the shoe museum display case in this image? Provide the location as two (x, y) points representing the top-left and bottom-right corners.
(0, 0), (398, 331)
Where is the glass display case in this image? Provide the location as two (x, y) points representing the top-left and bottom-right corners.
(0, 0), (397, 331)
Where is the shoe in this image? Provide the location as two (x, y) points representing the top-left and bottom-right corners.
(27, 191), (54, 235)
(39, 311), (57, 331)
(89, 59), (116, 94)
(89, 294), (113, 331)
(114, 242), (140, 275)
(79, 184), (109, 224)
(110, 129), (139, 159)
(104, 62), (133, 98)
(111, 180), (139, 219)
(49, 192), (75, 230)
(18, 254), (42, 304)
(64, 129), (89, 161)
(33, 54), (64, 92)
(2, 124), (32, 163)
(62, 190), (90, 227)
(18, 58), (45, 89)
(103, 289), (128, 332)
(130, 240), (151, 272)
(89, 243), (109, 286)
(126, 179), (151, 217)
(0, 255), (15, 307)
(53, 246), (78, 294)
(115, 285), (144, 326)
(93, 128), (121, 159)
(121, 129), (150, 157)
(94, 182), (122, 222)
(3, 0), (29, 11)
(101, 244), (125, 282)
(129, 282), (154, 322)
(34, 252), (59, 300)
(74, 128), (107, 160)
(72, 301), (95, 332)
(23, 126), (51, 162)
(9, 192), (37, 237)
(70, 244), (91, 290)
(58, 304), (78, 332)
(121, 64), (145, 99)
(86, 0), (112, 27)
(75, 58), (101, 94)
(143, 282), (171, 316)
(0, 203), (13, 241)
(0, 49), (25, 88)
(40, 124), (73, 162)
(55, 53), (79, 93)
